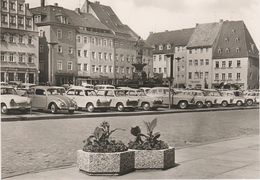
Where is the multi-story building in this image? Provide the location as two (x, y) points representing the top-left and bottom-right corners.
(1, 0), (39, 84)
(30, 2), (78, 85)
(186, 22), (223, 89)
(212, 20), (259, 89)
(146, 28), (194, 86)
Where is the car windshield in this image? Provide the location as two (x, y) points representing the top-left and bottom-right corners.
(85, 90), (97, 96)
(47, 88), (64, 95)
(126, 90), (145, 96)
(1, 88), (17, 95)
(115, 90), (127, 96)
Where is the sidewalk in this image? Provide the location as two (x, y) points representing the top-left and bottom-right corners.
(5, 135), (260, 179)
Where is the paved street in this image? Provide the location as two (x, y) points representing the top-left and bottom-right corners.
(1, 109), (259, 178)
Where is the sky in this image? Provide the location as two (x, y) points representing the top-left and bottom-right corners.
(27, 0), (260, 48)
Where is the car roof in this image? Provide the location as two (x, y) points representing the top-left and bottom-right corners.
(68, 86), (93, 90)
(1, 86), (14, 89)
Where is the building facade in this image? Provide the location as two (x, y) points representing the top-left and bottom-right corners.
(0, 0), (39, 84)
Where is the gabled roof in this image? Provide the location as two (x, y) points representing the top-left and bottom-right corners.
(213, 20), (259, 59)
(187, 22), (222, 48)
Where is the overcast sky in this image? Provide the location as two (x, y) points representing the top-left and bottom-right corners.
(27, 0), (260, 48)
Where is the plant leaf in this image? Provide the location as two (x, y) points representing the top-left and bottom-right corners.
(94, 127), (104, 140)
(153, 132), (160, 140)
(144, 121), (151, 134)
(150, 118), (157, 132)
(131, 126), (141, 136)
(109, 128), (125, 137)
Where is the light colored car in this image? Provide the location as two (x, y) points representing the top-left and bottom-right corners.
(176, 90), (207, 108)
(96, 89), (139, 112)
(1, 86), (31, 114)
(139, 87), (152, 94)
(203, 90), (233, 107)
(122, 89), (164, 111)
(242, 91), (259, 105)
(16, 83), (36, 96)
(81, 83), (94, 89)
(219, 90), (246, 106)
(65, 86), (111, 112)
(146, 87), (173, 106)
(28, 86), (77, 114)
(94, 84), (115, 91)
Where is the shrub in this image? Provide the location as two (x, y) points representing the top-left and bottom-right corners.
(83, 121), (128, 153)
(128, 118), (169, 150)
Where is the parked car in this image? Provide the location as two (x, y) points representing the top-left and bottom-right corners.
(0, 82), (8, 86)
(16, 83), (36, 96)
(171, 90), (197, 109)
(8, 81), (22, 89)
(242, 91), (259, 105)
(202, 89), (233, 107)
(146, 87), (173, 106)
(81, 83), (94, 89)
(94, 84), (115, 91)
(139, 87), (152, 94)
(179, 90), (207, 108)
(65, 86), (111, 112)
(28, 86), (77, 114)
(122, 89), (164, 111)
(219, 90), (246, 106)
(96, 89), (139, 112)
(1, 86), (31, 114)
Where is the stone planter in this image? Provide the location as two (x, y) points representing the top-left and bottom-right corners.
(77, 150), (135, 175)
(130, 147), (175, 170)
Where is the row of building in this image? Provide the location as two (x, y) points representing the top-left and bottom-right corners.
(1, 0), (259, 89)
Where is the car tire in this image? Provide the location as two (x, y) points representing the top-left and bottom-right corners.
(221, 101), (228, 107)
(68, 110), (74, 114)
(142, 102), (150, 111)
(246, 99), (253, 106)
(86, 103), (95, 112)
(50, 103), (58, 114)
(1, 103), (8, 114)
(178, 101), (188, 109)
(236, 101), (243, 106)
(205, 101), (212, 108)
(196, 101), (204, 108)
(116, 103), (124, 112)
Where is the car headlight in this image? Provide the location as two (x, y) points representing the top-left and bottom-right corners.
(10, 99), (16, 106)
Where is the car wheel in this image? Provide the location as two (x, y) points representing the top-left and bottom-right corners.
(50, 103), (58, 114)
(68, 110), (74, 114)
(205, 101), (212, 108)
(196, 101), (204, 108)
(236, 101), (243, 106)
(178, 101), (188, 109)
(246, 99), (253, 106)
(142, 102), (150, 111)
(221, 101), (228, 107)
(1, 103), (8, 114)
(86, 103), (95, 112)
(116, 103), (124, 112)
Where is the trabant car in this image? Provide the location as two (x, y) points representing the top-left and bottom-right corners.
(28, 86), (77, 114)
(242, 91), (259, 105)
(96, 89), (139, 112)
(146, 87), (173, 106)
(219, 90), (246, 106)
(202, 90), (233, 107)
(65, 86), (111, 112)
(176, 90), (207, 108)
(1, 86), (31, 114)
(16, 83), (36, 96)
(94, 84), (115, 91)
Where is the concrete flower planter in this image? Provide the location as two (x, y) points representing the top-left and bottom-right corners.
(130, 147), (175, 170)
(77, 150), (135, 175)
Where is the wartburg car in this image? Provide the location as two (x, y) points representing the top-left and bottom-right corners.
(1, 86), (31, 114)
(65, 86), (111, 112)
(28, 86), (77, 114)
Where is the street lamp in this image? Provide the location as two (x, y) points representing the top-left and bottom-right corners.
(48, 42), (58, 85)
(175, 57), (182, 88)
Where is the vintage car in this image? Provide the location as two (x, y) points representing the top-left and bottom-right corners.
(202, 90), (233, 107)
(146, 87), (173, 106)
(242, 91), (259, 105)
(219, 90), (247, 106)
(177, 90), (208, 108)
(96, 89), (139, 112)
(81, 83), (94, 89)
(28, 86), (77, 114)
(139, 87), (152, 94)
(16, 83), (36, 96)
(121, 89), (164, 111)
(94, 84), (115, 91)
(171, 90), (197, 109)
(1, 86), (31, 114)
(65, 86), (111, 112)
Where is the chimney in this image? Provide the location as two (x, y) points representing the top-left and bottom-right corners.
(94, 1), (100, 4)
(75, 8), (81, 14)
(41, 0), (45, 7)
(81, 0), (89, 13)
(219, 19), (224, 23)
(54, 3), (58, 6)
(196, 23), (199, 27)
(149, 31), (153, 35)
(25, 3), (29, 10)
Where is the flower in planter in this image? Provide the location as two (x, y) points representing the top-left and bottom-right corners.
(129, 118), (169, 150)
(83, 121), (128, 153)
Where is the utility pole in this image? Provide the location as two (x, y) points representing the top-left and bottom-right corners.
(167, 54), (174, 109)
(48, 42), (58, 85)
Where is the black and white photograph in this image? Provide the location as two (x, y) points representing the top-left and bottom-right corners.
(0, 0), (259, 179)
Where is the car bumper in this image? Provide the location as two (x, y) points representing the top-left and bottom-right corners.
(8, 105), (31, 110)
(59, 106), (77, 110)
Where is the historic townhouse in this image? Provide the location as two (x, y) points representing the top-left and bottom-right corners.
(186, 21), (222, 89)
(0, 0), (39, 84)
(212, 20), (259, 89)
(81, 0), (151, 84)
(146, 28), (194, 86)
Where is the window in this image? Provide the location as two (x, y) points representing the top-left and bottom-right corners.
(78, 63), (82, 71)
(188, 72), (192, 79)
(218, 48), (222, 54)
(10, 2), (16, 10)
(159, 45), (163, 50)
(1, 14), (8, 23)
(69, 47), (73, 54)
(34, 15), (41, 23)
(92, 52), (96, 59)
(68, 31), (73, 40)
(84, 37), (87, 44)
(109, 53), (112, 60)
(115, 66), (119, 73)
(205, 59), (209, 65)
(237, 60), (241, 67)
(200, 59), (204, 66)
(121, 55), (124, 61)
(104, 66), (107, 73)
(235, 37), (240, 42)
(77, 36), (81, 43)
(228, 73), (232, 80)
(109, 66), (112, 73)
(57, 29), (62, 39)
(228, 61), (232, 68)
(189, 60), (192, 66)
(215, 61), (219, 68)
(159, 55), (162, 61)
(77, 50), (81, 57)
(28, 54), (33, 63)
(18, 35), (23, 43)
(194, 60), (198, 66)
(9, 53), (14, 62)
(194, 72), (199, 79)
(18, 17), (24, 25)
(153, 68), (156, 73)
(25, 18), (32, 27)
(167, 44), (171, 50)
(200, 48), (203, 53)
(57, 46), (62, 53)
(236, 48), (240, 53)
(103, 39), (107, 46)
(205, 48), (209, 52)
(57, 61), (62, 70)
(99, 52), (102, 60)
(95, 37), (98, 45)
(2, 1), (7, 9)
(84, 50), (87, 57)
(18, 4), (24, 11)
(215, 73), (219, 80)
(83, 64), (88, 71)
(164, 68), (167, 73)
(225, 37), (229, 42)
(40, 45), (44, 53)
(189, 49), (192, 54)
(153, 55), (156, 61)
(67, 61), (73, 70)
(225, 48), (230, 53)
(205, 72), (209, 79)
(222, 73), (225, 80)
(159, 68), (162, 73)
(121, 67), (125, 74)
(104, 53), (107, 60)
(237, 73), (241, 80)
(28, 36), (32, 44)
(199, 72), (203, 79)
(57, 16), (68, 24)
(9, 34), (15, 43)
(92, 65), (96, 72)
(222, 61), (226, 68)
(1, 52), (5, 61)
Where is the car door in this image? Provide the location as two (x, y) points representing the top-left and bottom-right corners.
(74, 89), (86, 108)
(31, 89), (47, 109)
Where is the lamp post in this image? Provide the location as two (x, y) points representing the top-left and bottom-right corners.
(175, 57), (182, 88)
(166, 54), (174, 109)
(48, 42), (58, 85)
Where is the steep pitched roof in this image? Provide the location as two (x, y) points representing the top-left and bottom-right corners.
(213, 20), (259, 59)
(187, 22), (222, 48)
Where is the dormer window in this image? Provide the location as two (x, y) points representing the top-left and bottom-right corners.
(225, 48), (230, 53)
(159, 45), (163, 50)
(56, 15), (68, 24)
(167, 44), (171, 50)
(225, 37), (229, 42)
(235, 37), (240, 42)
(218, 48), (222, 54)
(236, 48), (240, 53)
(34, 15), (41, 23)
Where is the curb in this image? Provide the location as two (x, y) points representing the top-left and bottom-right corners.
(1, 106), (259, 122)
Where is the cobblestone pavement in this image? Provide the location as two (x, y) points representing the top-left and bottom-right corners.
(1, 109), (259, 178)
